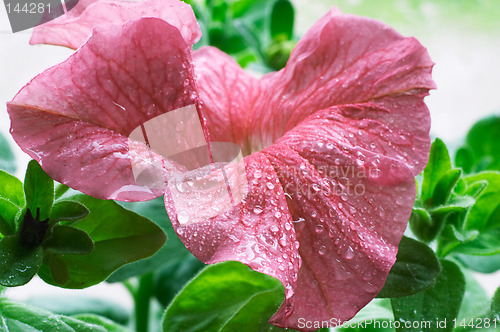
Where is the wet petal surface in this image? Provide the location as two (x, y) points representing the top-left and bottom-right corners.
(30, 0), (201, 49)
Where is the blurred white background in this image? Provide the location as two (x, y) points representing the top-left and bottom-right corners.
(0, 0), (499, 315)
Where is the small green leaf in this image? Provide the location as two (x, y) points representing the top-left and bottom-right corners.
(0, 298), (130, 331)
(455, 146), (474, 174)
(0, 170), (25, 208)
(409, 208), (431, 235)
(38, 194), (166, 288)
(463, 172), (500, 231)
(26, 296), (130, 326)
(377, 237), (440, 298)
(422, 138), (451, 204)
(0, 235), (43, 286)
(464, 180), (488, 198)
(270, 0), (294, 40)
(24, 160), (54, 220)
(430, 196), (475, 215)
(466, 115), (500, 172)
(0, 132), (16, 174)
(44, 225), (94, 255)
(456, 253), (500, 273)
(51, 200), (89, 223)
(0, 198), (22, 236)
(163, 261), (284, 332)
(433, 168), (461, 206)
(492, 287), (500, 322)
(391, 260), (465, 332)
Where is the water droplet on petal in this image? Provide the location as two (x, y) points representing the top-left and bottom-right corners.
(315, 224), (324, 233)
(177, 212), (189, 224)
(270, 225), (279, 233)
(253, 206), (263, 214)
(253, 170), (262, 179)
(345, 246), (354, 259)
(318, 246), (327, 255)
(266, 182), (275, 190)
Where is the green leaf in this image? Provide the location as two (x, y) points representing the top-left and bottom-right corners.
(456, 253), (500, 273)
(270, 0), (294, 40)
(154, 254), (206, 307)
(50, 200), (89, 223)
(377, 237), (440, 298)
(44, 225), (94, 255)
(38, 194), (166, 288)
(0, 133), (16, 174)
(0, 197), (22, 236)
(465, 115), (500, 172)
(0, 170), (25, 208)
(433, 168), (462, 206)
(421, 138), (451, 204)
(463, 172), (500, 231)
(464, 180), (488, 198)
(163, 261), (284, 332)
(26, 296), (129, 325)
(24, 160), (54, 220)
(455, 146), (474, 174)
(492, 287), (500, 322)
(0, 235), (43, 286)
(69, 314), (132, 332)
(391, 260), (465, 331)
(108, 197), (201, 283)
(339, 299), (394, 331)
(456, 266), (490, 323)
(0, 298), (129, 331)
(430, 196), (476, 216)
(408, 208), (431, 238)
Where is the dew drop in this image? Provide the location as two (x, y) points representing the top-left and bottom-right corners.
(326, 142), (334, 149)
(279, 238), (287, 247)
(253, 170), (262, 179)
(177, 212), (189, 224)
(275, 211), (282, 218)
(315, 224), (324, 233)
(270, 225), (279, 233)
(318, 245), (327, 255)
(284, 223), (292, 231)
(253, 205), (263, 214)
(345, 246), (354, 259)
(266, 182), (275, 190)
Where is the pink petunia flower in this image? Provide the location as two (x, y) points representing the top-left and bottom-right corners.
(7, 0), (435, 330)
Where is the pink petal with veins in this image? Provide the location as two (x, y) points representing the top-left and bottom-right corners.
(30, 0), (201, 49)
(191, 8), (434, 330)
(9, 17), (196, 201)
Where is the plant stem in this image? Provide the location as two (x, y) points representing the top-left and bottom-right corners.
(134, 273), (154, 332)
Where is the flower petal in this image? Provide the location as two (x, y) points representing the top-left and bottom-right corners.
(193, 46), (263, 155)
(262, 110), (416, 328)
(250, 8), (434, 174)
(164, 152), (301, 326)
(8, 17), (197, 201)
(30, 0), (201, 49)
